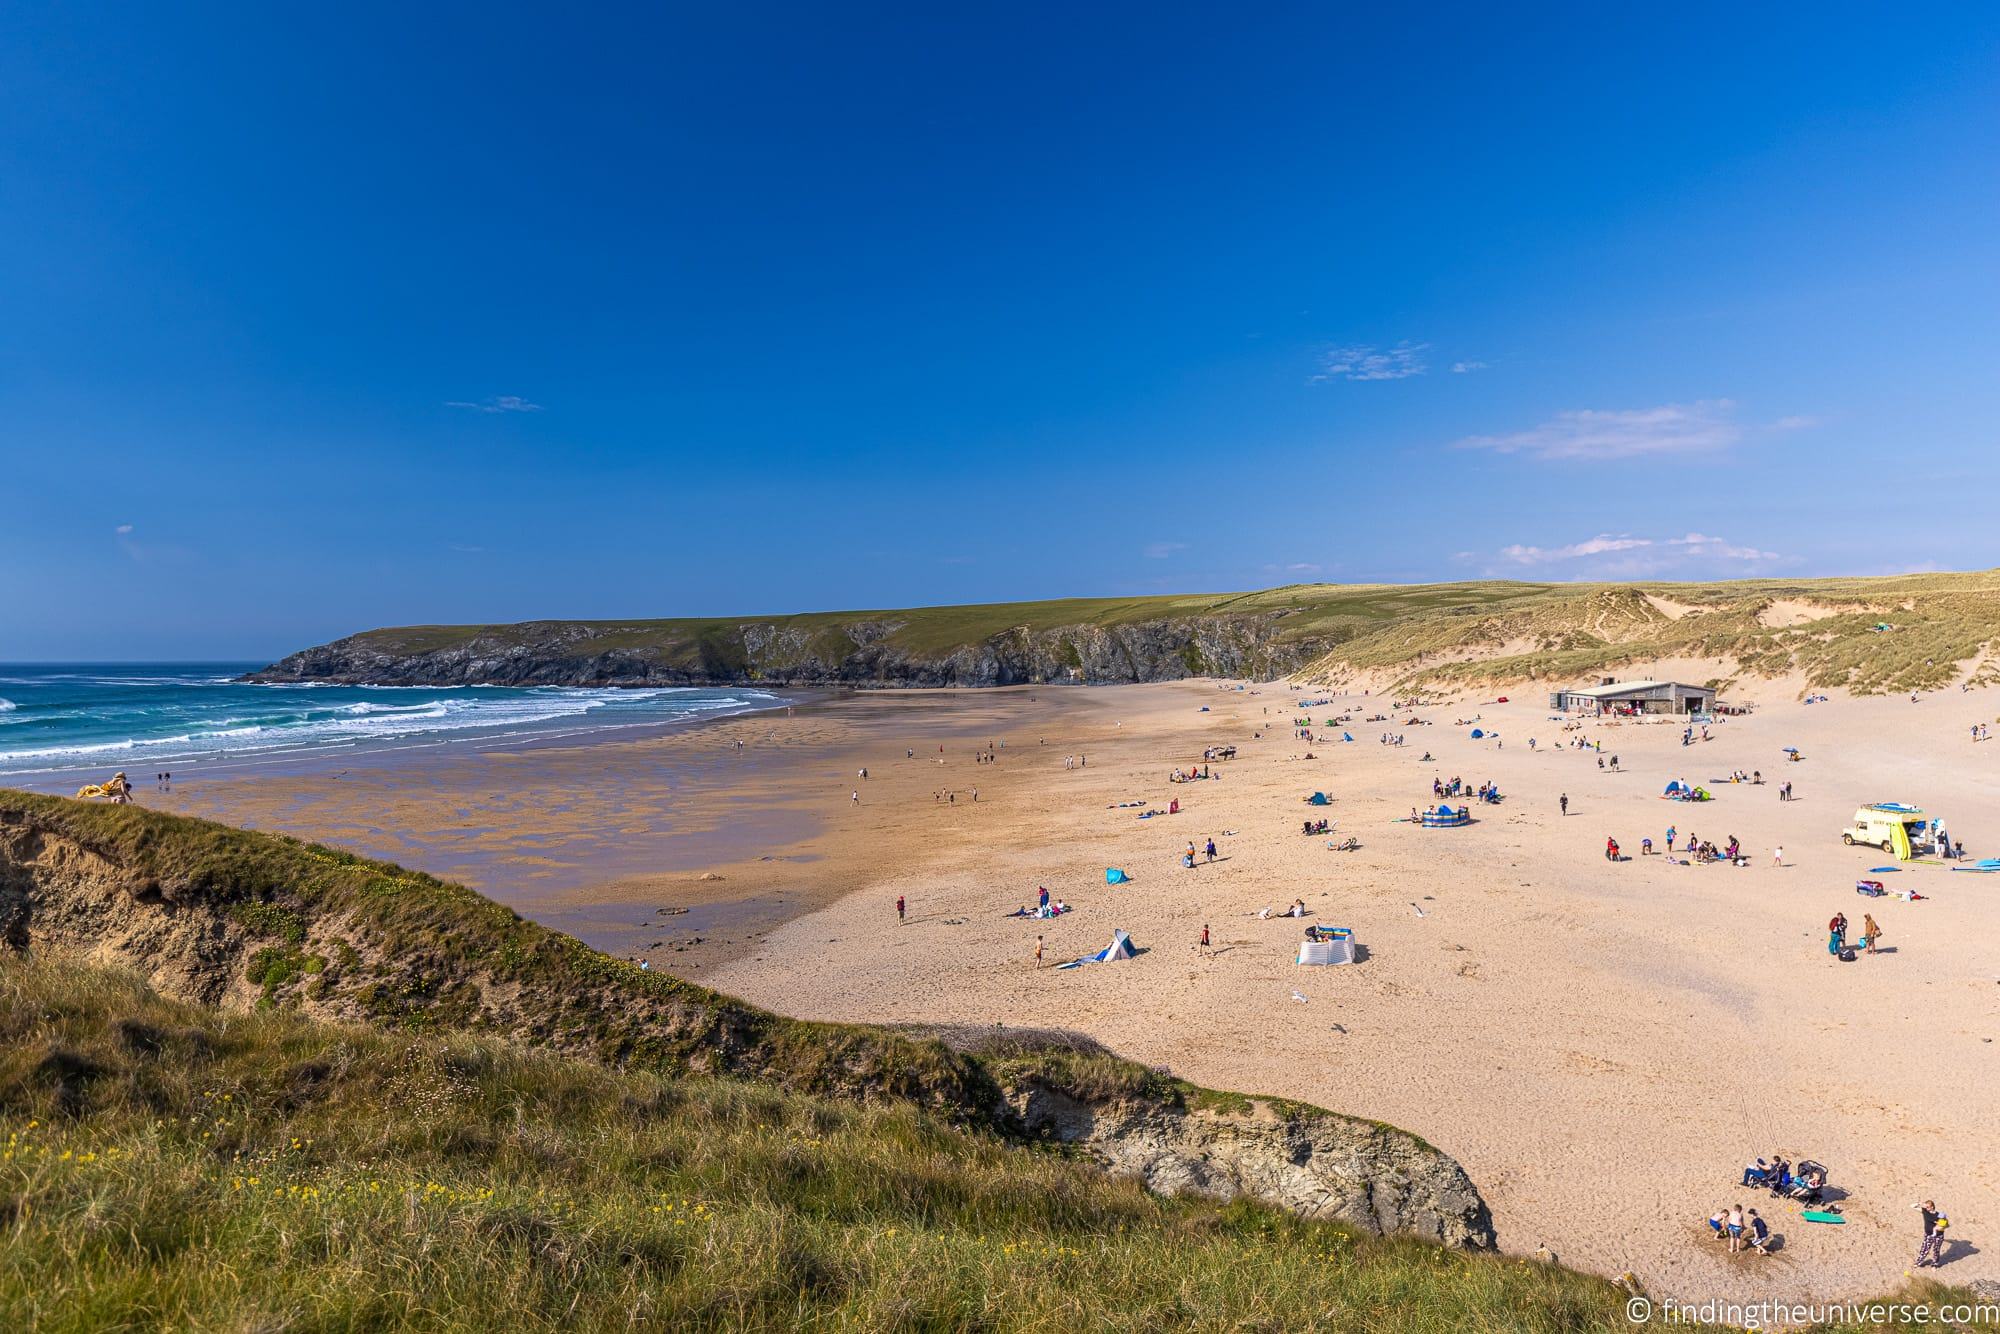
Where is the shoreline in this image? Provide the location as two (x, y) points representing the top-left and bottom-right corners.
(0, 670), (806, 792)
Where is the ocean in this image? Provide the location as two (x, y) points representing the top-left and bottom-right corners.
(0, 664), (786, 785)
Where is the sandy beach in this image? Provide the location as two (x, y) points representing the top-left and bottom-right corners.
(156, 678), (1998, 1305)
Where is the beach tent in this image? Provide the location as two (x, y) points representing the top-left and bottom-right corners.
(1105, 867), (1131, 885)
(1306, 792), (1331, 806)
(1341, 732), (1354, 742)
(1057, 929), (1136, 969)
(1469, 728), (1485, 738)
(1663, 780), (1687, 797)
(1421, 806), (1470, 828)
(1297, 931), (1355, 966)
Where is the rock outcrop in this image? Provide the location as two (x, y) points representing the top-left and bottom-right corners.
(248, 615), (1330, 688)
(1001, 1072), (1491, 1248)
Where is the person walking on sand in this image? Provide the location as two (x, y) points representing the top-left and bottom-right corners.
(1560, 793), (1569, 817)
(896, 895), (906, 922)
(1198, 923), (1212, 958)
(1205, 837), (1217, 863)
(1772, 845), (1784, 867)
(851, 790), (860, 804)
(1666, 825), (1677, 852)
(1034, 935), (1044, 969)
(1863, 912), (1882, 954)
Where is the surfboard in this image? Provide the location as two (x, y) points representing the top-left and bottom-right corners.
(1867, 866), (1900, 873)
(1802, 1210), (1845, 1224)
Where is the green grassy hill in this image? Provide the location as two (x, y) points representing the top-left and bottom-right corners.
(252, 572), (2000, 695)
(0, 954), (1627, 1331)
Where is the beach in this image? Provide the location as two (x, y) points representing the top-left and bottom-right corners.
(147, 678), (1997, 1305)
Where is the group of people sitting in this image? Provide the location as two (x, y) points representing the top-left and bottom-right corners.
(1008, 887), (1070, 919)
(1688, 835), (1748, 865)
(1168, 765), (1216, 783)
(1741, 1155), (1828, 1204)
(1425, 775), (1504, 804)
(1301, 818), (1332, 836)
(1257, 899), (1309, 919)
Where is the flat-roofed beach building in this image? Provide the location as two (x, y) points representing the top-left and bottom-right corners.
(1548, 678), (1716, 716)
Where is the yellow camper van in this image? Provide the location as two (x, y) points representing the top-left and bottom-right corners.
(1841, 803), (1927, 859)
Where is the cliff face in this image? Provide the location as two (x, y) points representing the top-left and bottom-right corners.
(0, 794), (1493, 1248)
(248, 615), (1332, 688)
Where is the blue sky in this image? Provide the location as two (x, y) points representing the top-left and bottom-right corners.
(4, 4), (1998, 659)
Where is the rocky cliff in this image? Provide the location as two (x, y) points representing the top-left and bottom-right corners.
(0, 793), (1494, 1248)
(249, 614), (1332, 688)
(253, 571), (2000, 696)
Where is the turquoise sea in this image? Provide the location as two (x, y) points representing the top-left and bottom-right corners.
(0, 664), (783, 784)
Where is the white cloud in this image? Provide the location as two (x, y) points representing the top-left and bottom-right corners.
(1497, 534), (1653, 565)
(114, 523), (134, 535)
(1486, 530), (1782, 576)
(1664, 532), (1781, 561)
(1312, 341), (1428, 382)
(447, 395), (543, 414)
(1456, 399), (1744, 461)
(1450, 360), (1487, 374)
(1263, 561), (1324, 576)
(1144, 541), (1189, 560)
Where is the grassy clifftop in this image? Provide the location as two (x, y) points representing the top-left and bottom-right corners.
(0, 955), (1619, 1331)
(0, 793), (1494, 1248)
(254, 571), (2000, 695)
